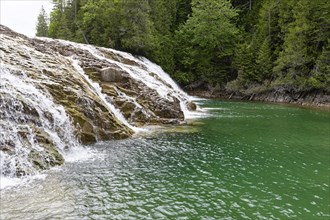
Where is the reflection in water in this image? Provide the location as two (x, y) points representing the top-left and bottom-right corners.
(0, 100), (329, 219)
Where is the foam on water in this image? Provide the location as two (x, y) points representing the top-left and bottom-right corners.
(184, 108), (210, 119)
(0, 36), (205, 184)
(64, 146), (103, 163)
(189, 96), (208, 101)
(0, 65), (79, 178)
(0, 174), (47, 190)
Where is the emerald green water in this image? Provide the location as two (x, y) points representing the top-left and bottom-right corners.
(1, 100), (329, 219)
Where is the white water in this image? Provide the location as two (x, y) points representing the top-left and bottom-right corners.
(101, 47), (206, 120)
(0, 65), (80, 186)
(47, 38), (197, 119)
(1, 36), (202, 188)
(102, 48), (195, 119)
(113, 86), (155, 119)
(70, 58), (144, 133)
(99, 48), (203, 119)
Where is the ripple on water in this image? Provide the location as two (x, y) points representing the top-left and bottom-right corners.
(1, 100), (329, 219)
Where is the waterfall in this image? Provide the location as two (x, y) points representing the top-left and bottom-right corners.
(0, 65), (80, 178)
(1, 27), (201, 182)
(70, 58), (145, 133)
(53, 39), (196, 119)
(101, 48), (204, 119)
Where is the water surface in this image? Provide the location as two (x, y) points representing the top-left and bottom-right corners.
(1, 100), (329, 219)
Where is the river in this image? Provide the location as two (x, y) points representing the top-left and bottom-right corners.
(0, 100), (329, 219)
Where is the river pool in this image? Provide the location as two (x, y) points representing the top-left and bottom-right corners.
(0, 100), (329, 219)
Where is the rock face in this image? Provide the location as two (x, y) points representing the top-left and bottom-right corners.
(0, 25), (194, 176)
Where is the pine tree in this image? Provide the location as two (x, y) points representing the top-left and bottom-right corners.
(175, 0), (192, 29)
(310, 39), (330, 90)
(147, 0), (178, 73)
(232, 42), (256, 84)
(36, 6), (49, 37)
(175, 0), (238, 85)
(117, 0), (154, 56)
(274, 1), (310, 81)
(255, 37), (273, 81)
(49, 0), (75, 40)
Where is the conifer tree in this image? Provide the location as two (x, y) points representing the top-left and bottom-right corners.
(49, 0), (74, 40)
(36, 6), (49, 37)
(175, 0), (238, 85)
(310, 39), (330, 90)
(255, 38), (273, 81)
(43, 0), (329, 91)
(117, 0), (154, 55)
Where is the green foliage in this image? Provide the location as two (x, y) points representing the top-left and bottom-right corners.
(175, 0), (238, 85)
(275, 1), (313, 78)
(116, 0), (153, 55)
(175, 0), (192, 29)
(255, 38), (273, 81)
(43, 0), (329, 92)
(36, 6), (49, 37)
(271, 0), (330, 90)
(232, 42), (256, 83)
(311, 39), (330, 90)
(49, 0), (74, 40)
(233, 0), (330, 91)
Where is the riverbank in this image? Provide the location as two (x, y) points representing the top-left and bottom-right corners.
(2, 100), (329, 219)
(187, 88), (330, 108)
(0, 25), (194, 177)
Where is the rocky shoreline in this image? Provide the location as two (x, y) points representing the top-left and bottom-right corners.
(0, 25), (195, 176)
(187, 88), (330, 108)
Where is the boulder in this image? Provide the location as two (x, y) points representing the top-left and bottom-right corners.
(101, 66), (129, 83)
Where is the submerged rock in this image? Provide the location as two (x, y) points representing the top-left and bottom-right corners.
(0, 25), (195, 176)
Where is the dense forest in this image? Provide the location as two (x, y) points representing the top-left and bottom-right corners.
(36, 0), (330, 96)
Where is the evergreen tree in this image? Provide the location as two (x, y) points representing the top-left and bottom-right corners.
(175, 0), (238, 85)
(117, 0), (154, 56)
(43, 0), (330, 92)
(274, 0), (312, 82)
(273, 0), (329, 89)
(231, 42), (255, 84)
(36, 6), (49, 37)
(255, 37), (273, 81)
(77, 0), (155, 56)
(311, 39), (330, 90)
(147, 0), (178, 73)
(49, 0), (76, 40)
(77, 0), (117, 46)
(175, 0), (192, 29)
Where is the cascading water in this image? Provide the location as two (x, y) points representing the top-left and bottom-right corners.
(50, 39), (198, 119)
(103, 49), (206, 119)
(0, 65), (79, 178)
(137, 57), (207, 119)
(113, 86), (156, 120)
(1, 26), (201, 185)
(98, 46), (207, 119)
(70, 58), (144, 133)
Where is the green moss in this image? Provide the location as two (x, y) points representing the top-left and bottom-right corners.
(84, 68), (102, 82)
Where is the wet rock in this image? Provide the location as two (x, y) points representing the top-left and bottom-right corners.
(187, 102), (197, 111)
(0, 144), (15, 153)
(0, 24), (196, 176)
(101, 66), (129, 83)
